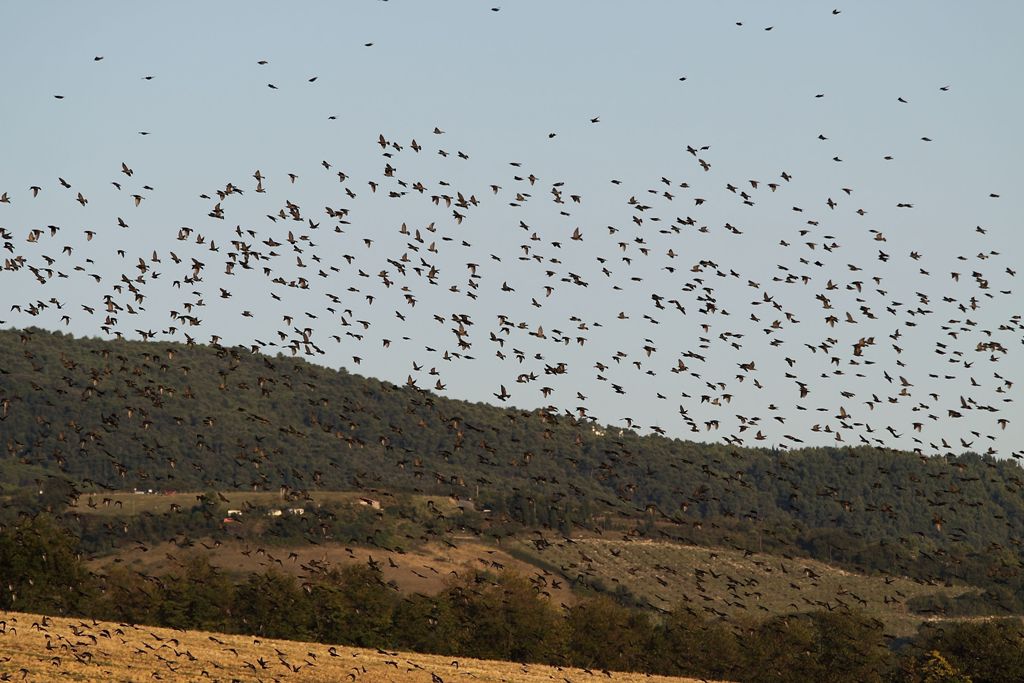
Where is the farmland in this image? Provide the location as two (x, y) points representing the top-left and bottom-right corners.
(85, 526), (965, 638)
(88, 537), (580, 609)
(509, 534), (968, 636)
(68, 488), (970, 637)
(0, 611), (715, 683)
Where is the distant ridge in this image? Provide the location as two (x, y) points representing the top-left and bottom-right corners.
(1, 326), (1022, 582)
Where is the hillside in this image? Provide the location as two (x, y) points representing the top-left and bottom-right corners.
(3, 328), (1023, 572)
(508, 534), (963, 637)
(80, 527), (963, 638)
(2, 4), (1022, 681)
(0, 611), (714, 683)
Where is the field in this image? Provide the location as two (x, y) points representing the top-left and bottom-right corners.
(69, 489), (465, 518)
(0, 611), (717, 682)
(88, 538), (580, 608)
(509, 534), (967, 636)
(88, 528), (965, 638)
(77, 488), (970, 637)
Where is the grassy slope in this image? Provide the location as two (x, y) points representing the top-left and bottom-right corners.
(509, 533), (965, 636)
(88, 537), (581, 609)
(83, 504), (964, 638)
(0, 611), (716, 683)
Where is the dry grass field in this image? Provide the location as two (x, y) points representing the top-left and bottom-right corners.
(0, 611), (717, 683)
(510, 534), (967, 636)
(87, 523), (966, 638)
(89, 538), (580, 607)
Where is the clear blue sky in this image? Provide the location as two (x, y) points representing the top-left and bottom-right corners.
(1, 1), (1021, 457)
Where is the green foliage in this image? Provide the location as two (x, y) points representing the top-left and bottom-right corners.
(232, 569), (311, 639)
(809, 610), (891, 682)
(738, 610), (893, 683)
(909, 587), (1024, 618)
(901, 650), (974, 683)
(0, 514), (91, 614)
(446, 572), (567, 664)
(89, 565), (162, 624)
(655, 608), (742, 680)
(1, 328), (1023, 679)
(308, 564), (395, 648)
(742, 613), (823, 683)
(156, 552), (236, 631)
(390, 593), (463, 654)
(907, 619), (1024, 683)
(567, 595), (655, 672)
(3, 509), (1020, 683)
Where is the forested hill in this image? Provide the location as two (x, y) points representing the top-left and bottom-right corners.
(2, 327), (1022, 569)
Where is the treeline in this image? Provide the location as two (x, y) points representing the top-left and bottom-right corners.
(2, 514), (1022, 682)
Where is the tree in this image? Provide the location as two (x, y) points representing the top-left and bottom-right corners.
(89, 565), (162, 624)
(232, 569), (310, 639)
(567, 595), (654, 672)
(157, 552), (235, 631)
(308, 564), (395, 647)
(448, 571), (567, 664)
(391, 593), (462, 654)
(911, 620), (1024, 683)
(809, 610), (891, 683)
(654, 608), (742, 679)
(901, 650), (974, 683)
(0, 513), (92, 613)
(742, 614), (823, 683)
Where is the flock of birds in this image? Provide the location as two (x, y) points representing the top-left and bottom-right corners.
(1, 613), (569, 682)
(3, 39), (1018, 460)
(0, 4), (1022, 676)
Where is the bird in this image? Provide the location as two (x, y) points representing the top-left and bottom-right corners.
(0, 11), (1018, 677)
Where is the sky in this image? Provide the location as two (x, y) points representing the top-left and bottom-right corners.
(1, 1), (1021, 458)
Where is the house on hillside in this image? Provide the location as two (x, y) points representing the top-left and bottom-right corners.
(358, 497), (381, 510)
